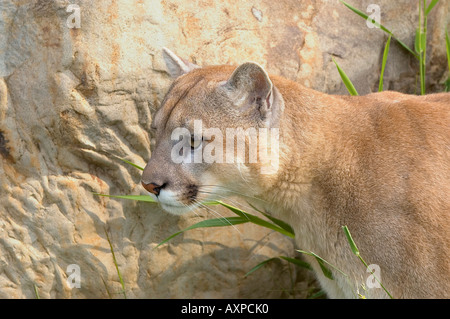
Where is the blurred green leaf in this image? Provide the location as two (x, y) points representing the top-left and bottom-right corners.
(279, 256), (312, 271)
(378, 35), (391, 92)
(425, 0), (439, 16)
(443, 29), (449, 91)
(156, 216), (249, 248)
(332, 57), (359, 96)
(342, 225), (360, 256)
(119, 158), (145, 171)
(297, 250), (334, 280)
(246, 202), (295, 235)
(94, 193), (157, 203)
(446, 29), (450, 73)
(33, 284), (40, 299)
(415, 28), (422, 53)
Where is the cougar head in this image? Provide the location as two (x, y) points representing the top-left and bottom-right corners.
(141, 48), (284, 215)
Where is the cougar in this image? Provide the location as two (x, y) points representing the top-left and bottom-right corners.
(141, 48), (450, 299)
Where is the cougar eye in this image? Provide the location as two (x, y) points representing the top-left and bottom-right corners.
(190, 134), (202, 149)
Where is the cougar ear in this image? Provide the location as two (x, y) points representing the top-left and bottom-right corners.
(162, 47), (200, 78)
(224, 62), (274, 116)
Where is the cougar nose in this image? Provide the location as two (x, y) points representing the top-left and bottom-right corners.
(141, 181), (164, 196)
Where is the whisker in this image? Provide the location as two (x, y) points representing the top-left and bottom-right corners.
(200, 185), (268, 203)
(180, 200), (202, 218)
(192, 198), (242, 235)
(192, 198), (228, 221)
(235, 161), (251, 185)
(197, 190), (256, 217)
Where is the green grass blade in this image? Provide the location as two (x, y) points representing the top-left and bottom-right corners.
(445, 29), (450, 92)
(342, 225), (360, 256)
(332, 57), (359, 96)
(417, 0), (427, 95)
(214, 201), (251, 220)
(421, 30), (427, 56)
(340, 1), (418, 59)
(104, 229), (127, 299)
(33, 283), (40, 299)
(94, 193), (157, 203)
(95, 193), (220, 206)
(446, 29), (450, 73)
(415, 28), (422, 54)
(217, 201), (295, 238)
(279, 256), (312, 271)
(156, 216), (250, 248)
(119, 158), (144, 171)
(419, 50), (426, 95)
(246, 202), (295, 235)
(378, 35), (392, 92)
(425, 0), (439, 16)
(414, 28), (422, 53)
(200, 200), (222, 206)
(313, 257), (333, 280)
(297, 250), (334, 280)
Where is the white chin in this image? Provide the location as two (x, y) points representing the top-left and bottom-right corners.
(145, 189), (200, 215)
(160, 202), (197, 216)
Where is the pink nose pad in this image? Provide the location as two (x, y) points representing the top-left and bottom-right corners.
(141, 181), (162, 196)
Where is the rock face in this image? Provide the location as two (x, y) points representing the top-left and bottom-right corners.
(0, 0), (448, 298)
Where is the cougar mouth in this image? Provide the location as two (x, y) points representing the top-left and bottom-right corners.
(146, 186), (201, 216)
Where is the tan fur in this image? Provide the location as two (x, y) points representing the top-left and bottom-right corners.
(142, 49), (450, 298)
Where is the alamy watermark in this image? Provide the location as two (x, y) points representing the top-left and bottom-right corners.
(356, 263), (384, 298)
(66, 4), (81, 29)
(366, 4), (381, 29)
(366, 263), (382, 289)
(66, 264), (81, 288)
(170, 120), (280, 174)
